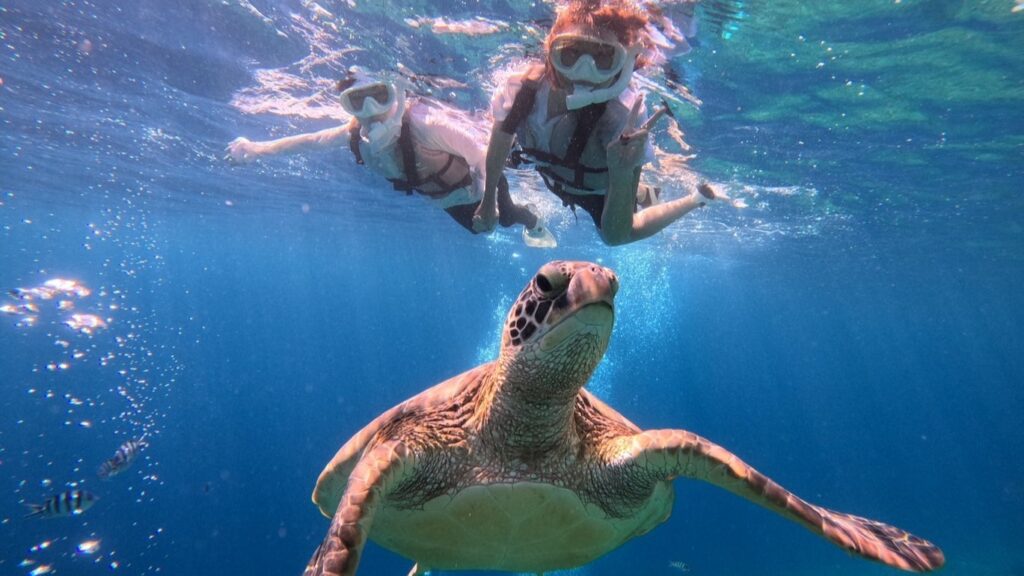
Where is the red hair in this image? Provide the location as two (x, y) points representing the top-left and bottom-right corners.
(548, 0), (649, 47)
(544, 0), (651, 78)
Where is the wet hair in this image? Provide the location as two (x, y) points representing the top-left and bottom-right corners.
(548, 0), (649, 48)
(336, 76), (358, 93)
(545, 0), (651, 75)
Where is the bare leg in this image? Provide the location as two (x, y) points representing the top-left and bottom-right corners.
(601, 181), (719, 245)
(600, 189), (704, 246)
(600, 171), (705, 246)
(627, 194), (705, 242)
(496, 176), (539, 230)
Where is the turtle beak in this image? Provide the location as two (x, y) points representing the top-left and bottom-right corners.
(538, 264), (616, 354)
(541, 264), (617, 337)
(569, 264), (618, 309)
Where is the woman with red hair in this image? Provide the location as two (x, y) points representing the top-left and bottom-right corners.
(474, 0), (721, 246)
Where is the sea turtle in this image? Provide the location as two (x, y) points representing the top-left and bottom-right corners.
(304, 261), (944, 576)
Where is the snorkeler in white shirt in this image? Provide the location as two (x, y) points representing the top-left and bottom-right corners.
(227, 68), (556, 248)
(474, 0), (736, 247)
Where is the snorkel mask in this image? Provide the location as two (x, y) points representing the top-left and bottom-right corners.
(549, 34), (640, 110)
(337, 68), (408, 152)
(340, 80), (399, 120)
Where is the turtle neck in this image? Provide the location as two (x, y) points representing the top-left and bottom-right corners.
(474, 338), (602, 460)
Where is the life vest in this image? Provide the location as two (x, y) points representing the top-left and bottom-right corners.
(499, 66), (610, 194)
(348, 110), (472, 200)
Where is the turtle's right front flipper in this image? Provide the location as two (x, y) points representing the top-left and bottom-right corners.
(304, 441), (415, 576)
(612, 430), (945, 572)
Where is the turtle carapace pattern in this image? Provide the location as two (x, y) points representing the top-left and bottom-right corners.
(303, 261), (945, 576)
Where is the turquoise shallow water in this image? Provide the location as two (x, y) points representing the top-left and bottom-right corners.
(1, 1), (1022, 575)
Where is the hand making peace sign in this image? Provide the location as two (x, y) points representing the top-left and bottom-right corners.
(606, 96), (668, 172)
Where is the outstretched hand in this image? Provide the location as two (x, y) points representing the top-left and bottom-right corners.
(225, 137), (261, 164)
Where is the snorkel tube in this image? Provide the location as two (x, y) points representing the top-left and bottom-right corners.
(564, 45), (640, 110)
(365, 80), (406, 154)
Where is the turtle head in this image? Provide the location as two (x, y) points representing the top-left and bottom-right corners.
(498, 261), (618, 389)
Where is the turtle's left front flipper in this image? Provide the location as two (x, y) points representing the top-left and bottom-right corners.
(304, 441), (415, 576)
(614, 430), (945, 572)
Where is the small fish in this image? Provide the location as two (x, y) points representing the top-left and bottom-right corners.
(669, 560), (690, 572)
(24, 490), (98, 519)
(98, 436), (146, 479)
(43, 278), (91, 297)
(9, 287), (38, 300)
(29, 565), (53, 576)
(1, 302), (39, 315)
(78, 539), (102, 554)
(65, 313), (107, 334)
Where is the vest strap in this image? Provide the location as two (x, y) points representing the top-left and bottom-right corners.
(348, 123), (364, 165)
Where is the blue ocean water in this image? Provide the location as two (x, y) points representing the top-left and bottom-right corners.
(1, 1), (1022, 575)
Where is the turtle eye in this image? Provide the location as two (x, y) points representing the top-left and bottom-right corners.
(535, 273), (553, 293)
(534, 263), (570, 297)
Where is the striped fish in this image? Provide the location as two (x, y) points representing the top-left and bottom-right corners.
(24, 490), (97, 519)
(97, 436), (146, 479)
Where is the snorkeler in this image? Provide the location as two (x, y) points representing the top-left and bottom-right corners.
(474, 0), (730, 246)
(227, 69), (557, 248)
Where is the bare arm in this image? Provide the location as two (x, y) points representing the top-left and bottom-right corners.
(226, 119), (356, 163)
(601, 99), (649, 245)
(601, 162), (644, 245)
